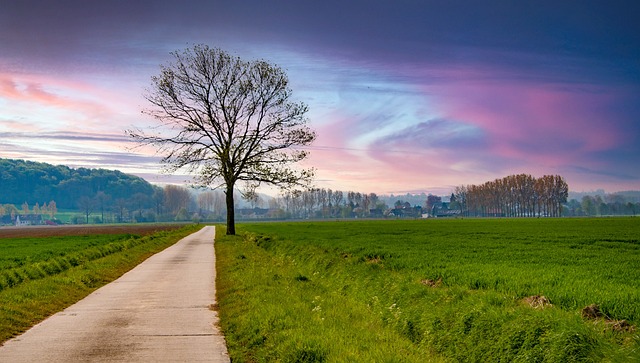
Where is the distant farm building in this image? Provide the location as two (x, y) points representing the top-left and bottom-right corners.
(1, 214), (44, 226)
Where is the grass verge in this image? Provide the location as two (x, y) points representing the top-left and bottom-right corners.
(216, 226), (443, 362)
(215, 219), (639, 362)
(0, 224), (202, 343)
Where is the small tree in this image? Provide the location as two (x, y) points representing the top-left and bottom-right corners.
(132, 193), (150, 222)
(114, 198), (128, 223)
(48, 200), (58, 219)
(128, 45), (316, 234)
(163, 185), (192, 217)
(95, 191), (111, 223)
(243, 188), (261, 209)
(425, 194), (442, 216)
(77, 196), (94, 224)
(5, 204), (18, 220)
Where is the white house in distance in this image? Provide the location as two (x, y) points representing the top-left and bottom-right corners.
(0, 214), (43, 226)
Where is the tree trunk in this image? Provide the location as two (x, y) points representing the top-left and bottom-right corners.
(225, 184), (236, 235)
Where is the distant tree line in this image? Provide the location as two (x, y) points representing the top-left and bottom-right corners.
(0, 184), (226, 225)
(67, 185), (229, 224)
(2, 158), (637, 224)
(565, 194), (639, 217)
(0, 201), (58, 225)
(275, 189), (390, 219)
(0, 159), (209, 224)
(0, 159), (154, 210)
(453, 174), (569, 217)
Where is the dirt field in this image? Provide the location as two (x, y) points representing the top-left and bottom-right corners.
(0, 224), (190, 239)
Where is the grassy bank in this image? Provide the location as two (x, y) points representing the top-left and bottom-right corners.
(215, 218), (639, 362)
(0, 224), (201, 343)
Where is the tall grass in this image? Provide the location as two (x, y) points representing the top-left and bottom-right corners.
(0, 234), (152, 291)
(216, 218), (640, 362)
(0, 225), (201, 343)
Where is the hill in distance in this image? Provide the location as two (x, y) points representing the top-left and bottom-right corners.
(0, 158), (156, 210)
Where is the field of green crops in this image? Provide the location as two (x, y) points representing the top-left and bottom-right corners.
(216, 218), (639, 362)
(0, 225), (201, 342)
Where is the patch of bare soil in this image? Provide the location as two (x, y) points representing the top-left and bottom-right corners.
(581, 303), (605, 319)
(421, 277), (442, 287)
(365, 256), (382, 264)
(522, 295), (553, 309)
(607, 320), (636, 332)
(581, 303), (636, 332)
(0, 224), (187, 239)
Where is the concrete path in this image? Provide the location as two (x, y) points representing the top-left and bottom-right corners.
(0, 226), (230, 362)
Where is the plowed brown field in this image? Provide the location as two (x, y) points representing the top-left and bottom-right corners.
(0, 224), (189, 239)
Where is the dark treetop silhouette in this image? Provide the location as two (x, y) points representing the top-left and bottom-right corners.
(128, 45), (316, 235)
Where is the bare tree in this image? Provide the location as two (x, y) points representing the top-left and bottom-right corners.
(198, 191), (216, 212)
(331, 190), (344, 217)
(213, 191), (226, 217)
(302, 189), (316, 218)
(361, 193), (371, 217)
(368, 193), (379, 210)
(281, 189), (304, 218)
(95, 191), (111, 223)
(113, 198), (128, 223)
(77, 196), (94, 224)
(153, 188), (165, 217)
(354, 192), (363, 210)
(243, 188), (261, 209)
(425, 194), (442, 216)
(347, 191), (356, 208)
(128, 45), (315, 235)
(132, 193), (150, 222)
(317, 188), (328, 218)
(453, 185), (467, 216)
(163, 185), (192, 216)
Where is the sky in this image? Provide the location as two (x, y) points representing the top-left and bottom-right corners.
(1, 1), (639, 195)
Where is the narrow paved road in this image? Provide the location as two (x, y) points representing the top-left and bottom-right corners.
(0, 226), (230, 362)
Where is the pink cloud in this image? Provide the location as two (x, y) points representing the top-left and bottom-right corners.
(0, 72), (144, 132)
(305, 114), (488, 193)
(423, 68), (625, 169)
(0, 118), (40, 133)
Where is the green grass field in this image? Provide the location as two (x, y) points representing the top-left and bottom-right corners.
(0, 225), (202, 343)
(216, 218), (640, 362)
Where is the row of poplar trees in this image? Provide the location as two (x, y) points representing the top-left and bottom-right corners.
(454, 174), (569, 217)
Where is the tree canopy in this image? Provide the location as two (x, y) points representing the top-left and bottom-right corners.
(128, 45), (316, 234)
(0, 158), (154, 210)
(454, 174), (569, 217)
